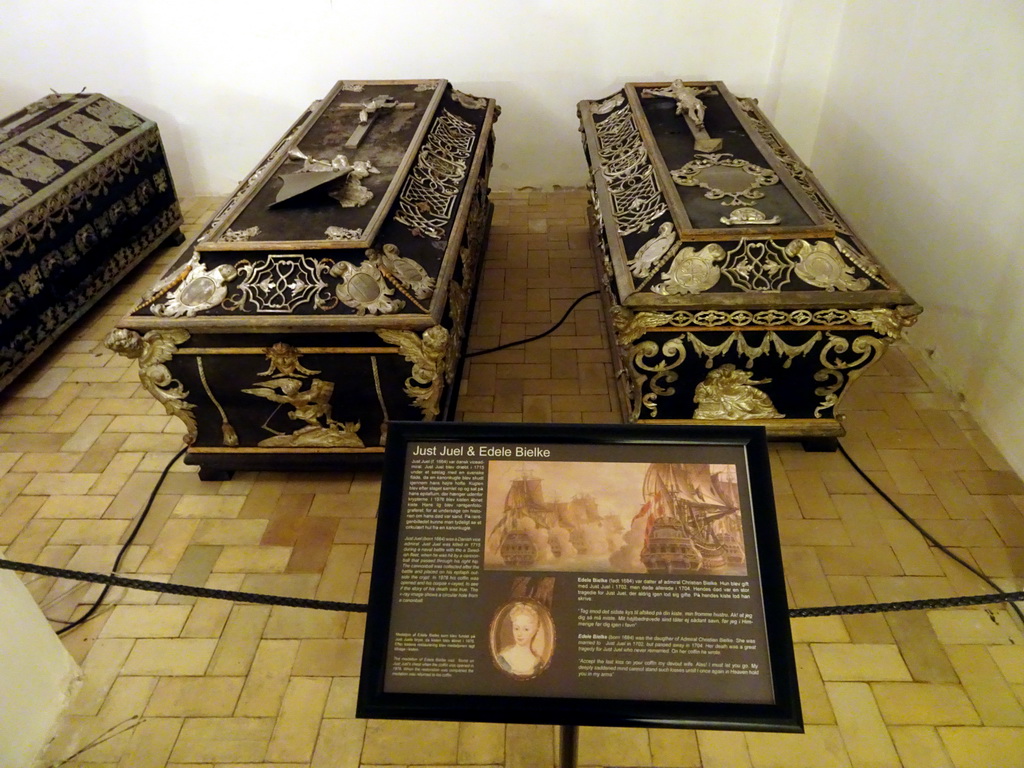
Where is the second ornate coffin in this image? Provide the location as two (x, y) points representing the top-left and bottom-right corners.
(107, 80), (498, 477)
(578, 81), (920, 448)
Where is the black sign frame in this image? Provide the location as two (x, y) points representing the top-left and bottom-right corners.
(357, 421), (801, 733)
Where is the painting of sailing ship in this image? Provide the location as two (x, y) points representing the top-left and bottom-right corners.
(484, 461), (746, 575)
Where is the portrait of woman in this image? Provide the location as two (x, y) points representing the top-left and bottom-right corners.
(490, 599), (555, 679)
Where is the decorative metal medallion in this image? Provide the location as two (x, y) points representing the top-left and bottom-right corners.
(592, 103), (668, 235)
(693, 364), (784, 420)
(789, 239), (869, 291)
(243, 342), (364, 448)
(737, 99), (851, 235)
(376, 325), (452, 420)
(85, 97), (142, 129)
(629, 221), (677, 279)
(331, 258), (404, 315)
(221, 226), (261, 242)
(26, 128), (91, 164)
(57, 113), (117, 146)
(593, 92), (625, 115)
(652, 243), (727, 295)
(395, 109), (477, 239)
(720, 207), (781, 226)
(324, 226), (363, 241)
(672, 153), (779, 206)
(0, 146), (63, 183)
(150, 256), (238, 318)
(452, 89), (488, 110)
(226, 254), (333, 313)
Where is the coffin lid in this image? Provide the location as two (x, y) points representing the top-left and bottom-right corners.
(578, 81), (918, 312)
(120, 79), (497, 333)
(1, 93), (150, 226)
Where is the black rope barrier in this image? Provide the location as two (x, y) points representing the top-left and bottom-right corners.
(3, 556), (1021, 621)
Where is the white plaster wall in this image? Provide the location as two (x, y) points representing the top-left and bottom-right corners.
(811, 0), (1024, 477)
(0, 569), (80, 766)
(0, 0), (825, 196)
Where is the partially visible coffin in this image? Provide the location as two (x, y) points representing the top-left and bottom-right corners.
(578, 81), (920, 448)
(1, 93), (182, 393)
(107, 80), (497, 477)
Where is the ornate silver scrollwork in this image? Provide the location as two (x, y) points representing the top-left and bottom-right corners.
(653, 243), (726, 295)
(324, 226), (363, 241)
(222, 226), (261, 242)
(340, 82), (366, 92)
(395, 109), (477, 239)
(593, 93), (625, 115)
(721, 238), (798, 292)
(105, 328), (197, 444)
(625, 337), (688, 419)
(226, 253), (334, 313)
(376, 325), (452, 420)
(671, 153), (779, 206)
(789, 239), (869, 292)
(592, 102), (668, 235)
(614, 304), (919, 334)
(693, 364), (784, 420)
(150, 255), (238, 318)
(814, 333), (889, 416)
(720, 207), (781, 226)
(451, 89), (488, 110)
(737, 99), (852, 235)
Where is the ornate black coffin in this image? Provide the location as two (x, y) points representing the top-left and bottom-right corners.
(578, 81), (920, 448)
(0, 93), (182, 393)
(107, 80), (497, 477)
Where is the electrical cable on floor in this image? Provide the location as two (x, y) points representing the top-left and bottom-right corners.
(464, 289), (599, 358)
(837, 441), (1024, 626)
(54, 445), (188, 636)
(3, 303), (1021, 628)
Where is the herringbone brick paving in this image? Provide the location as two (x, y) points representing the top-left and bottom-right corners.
(0, 190), (1022, 767)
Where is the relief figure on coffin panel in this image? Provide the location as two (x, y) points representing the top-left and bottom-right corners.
(242, 342), (363, 448)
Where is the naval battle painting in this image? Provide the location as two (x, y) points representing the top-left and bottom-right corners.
(484, 460), (747, 576)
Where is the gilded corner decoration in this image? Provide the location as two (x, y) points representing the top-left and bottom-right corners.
(105, 328), (197, 444)
(377, 325), (453, 421)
